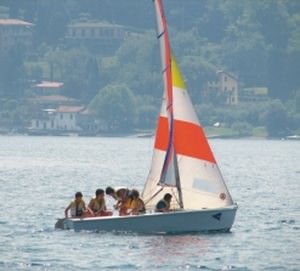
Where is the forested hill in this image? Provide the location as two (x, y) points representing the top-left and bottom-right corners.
(0, 0), (300, 136)
(2, 0), (300, 100)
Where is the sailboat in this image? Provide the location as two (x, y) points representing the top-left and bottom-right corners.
(58, 0), (237, 233)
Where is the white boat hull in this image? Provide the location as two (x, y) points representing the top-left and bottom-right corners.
(59, 205), (237, 233)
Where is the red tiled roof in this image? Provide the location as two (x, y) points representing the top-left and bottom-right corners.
(0, 19), (34, 26)
(56, 106), (85, 113)
(34, 81), (63, 88)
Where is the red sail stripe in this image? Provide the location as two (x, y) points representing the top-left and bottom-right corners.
(154, 116), (216, 164)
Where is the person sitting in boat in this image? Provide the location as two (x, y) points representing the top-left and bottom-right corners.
(155, 193), (172, 212)
(116, 189), (136, 216)
(105, 186), (131, 213)
(87, 189), (112, 217)
(126, 189), (146, 215)
(64, 191), (87, 218)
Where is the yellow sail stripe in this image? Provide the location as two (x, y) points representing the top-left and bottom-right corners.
(171, 54), (186, 90)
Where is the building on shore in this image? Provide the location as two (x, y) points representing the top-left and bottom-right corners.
(29, 106), (100, 135)
(239, 87), (269, 102)
(27, 95), (80, 113)
(0, 19), (34, 54)
(26, 79), (102, 135)
(32, 81), (64, 96)
(207, 70), (239, 105)
(66, 21), (126, 52)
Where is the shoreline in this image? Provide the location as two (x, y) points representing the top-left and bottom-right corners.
(1, 131), (299, 141)
(0, 125), (299, 140)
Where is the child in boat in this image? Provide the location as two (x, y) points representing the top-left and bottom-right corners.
(105, 186), (131, 215)
(64, 192), (87, 218)
(155, 193), (172, 212)
(127, 189), (146, 215)
(87, 188), (112, 217)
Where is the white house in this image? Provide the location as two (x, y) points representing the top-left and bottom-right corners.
(207, 70), (239, 105)
(31, 106), (85, 131)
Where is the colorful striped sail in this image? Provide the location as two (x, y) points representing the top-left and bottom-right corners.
(142, 0), (234, 209)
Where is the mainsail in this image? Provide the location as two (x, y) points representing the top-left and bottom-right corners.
(142, 0), (234, 210)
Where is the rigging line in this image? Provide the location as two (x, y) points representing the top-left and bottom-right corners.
(144, 187), (163, 205)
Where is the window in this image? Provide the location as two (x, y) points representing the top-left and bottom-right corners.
(43, 122), (47, 129)
(70, 114), (73, 120)
(108, 29), (113, 37)
(36, 120), (39, 128)
(51, 120), (54, 128)
(224, 76), (228, 82)
(81, 29), (85, 37)
(91, 28), (95, 37)
(60, 113), (63, 119)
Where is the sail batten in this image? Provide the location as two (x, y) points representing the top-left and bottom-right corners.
(157, 30), (166, 39)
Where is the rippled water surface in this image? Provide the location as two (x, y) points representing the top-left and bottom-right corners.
(0, 136), (299, 270)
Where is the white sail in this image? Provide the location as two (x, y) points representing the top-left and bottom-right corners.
(142, 0), (234, 210)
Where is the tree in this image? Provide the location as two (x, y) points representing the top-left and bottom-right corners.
(63, 75), (87, 100)
(195, 103), (217, 126)
(35, 1), (70, 45)
(231, 122), (253, 137)
(262, 100), (288, 137)
(137, 105), (158, 129)
(287, 13), (300, 95)
(84, 56), (101, 102)
(179, 55), (215, 104)
(89, 84), (137, 132)
(0, 44), (26, 98)
(295, 89), (300, 113)
(222, 6), (268, 87)
(115, 31), (161, 97)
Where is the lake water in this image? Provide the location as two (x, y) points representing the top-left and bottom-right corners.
(0, 136), (299, 270)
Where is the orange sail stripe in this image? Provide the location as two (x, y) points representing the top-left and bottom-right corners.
(154, 117), (216, 163)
